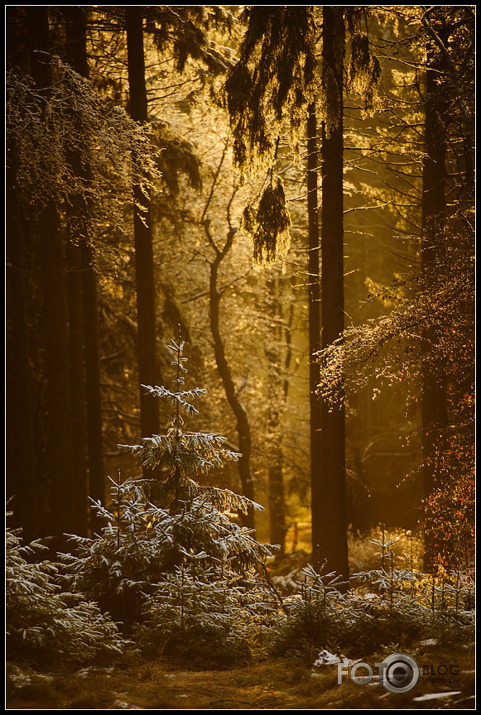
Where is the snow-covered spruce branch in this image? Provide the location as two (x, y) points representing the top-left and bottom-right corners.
(141, 383), (207, 415)
(119, 431), (241, 475)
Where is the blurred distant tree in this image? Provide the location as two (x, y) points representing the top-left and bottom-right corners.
(199, 150), (257, 531)
(264, 274), (291, 553)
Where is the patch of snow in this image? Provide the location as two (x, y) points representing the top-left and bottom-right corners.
(412, 691), (462, 702)
(76, 665), (115, 679)
(313, 649), (359, 669)
(7, 666), (32, 688)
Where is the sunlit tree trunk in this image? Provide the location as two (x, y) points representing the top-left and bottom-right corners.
(319, 7), (349, 580)
(209, 244), (256, 531)
(126, 7), (160, 451)
(28, 6), (75, 545)
(266, 276), (287, 554)
(306, 100), (324, 567)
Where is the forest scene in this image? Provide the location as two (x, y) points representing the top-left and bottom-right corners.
(5, 5), (475, 710)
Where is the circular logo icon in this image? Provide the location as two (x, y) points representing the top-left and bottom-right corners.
(380, 653), (420, 694)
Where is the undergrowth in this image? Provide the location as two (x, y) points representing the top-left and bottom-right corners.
(6, 340), (475, 673)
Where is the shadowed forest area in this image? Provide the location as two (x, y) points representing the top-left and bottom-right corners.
(6, 5), (475, 709)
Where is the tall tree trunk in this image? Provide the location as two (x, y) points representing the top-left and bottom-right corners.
(209, 249), (256, 530)
(28, 6), (75, 545)
(319, 7), (349, 580)
(126, 7), (160, 451)
(306, 101), (323, 566)
(82, 240), (106, 514)
(64, 6), (105, 529)
(65, 238), (88, 536)
(266, 276), (287, 554)
(422, 40), (448, 572)
(6, 145), (38, 540)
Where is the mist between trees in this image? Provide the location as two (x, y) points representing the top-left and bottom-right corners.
(6, 3), (474, 636)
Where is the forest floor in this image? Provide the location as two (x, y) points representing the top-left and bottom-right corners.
(6, 645), (475, 710)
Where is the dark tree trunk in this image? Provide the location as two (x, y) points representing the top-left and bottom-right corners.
(28, 6), (75, 545)
(209, 246), (256, 531)
(319, 7), (349, 581)
(306, 101), (323, 567)
(82, 240), (106, 513)
(65, 239), (89, 536)
(6, 145), (38, 540)
(126, 7), (160, 450)
(422, 41), (448, 572)
(268, 458), (286, 553)
(64, 6), (105, 529)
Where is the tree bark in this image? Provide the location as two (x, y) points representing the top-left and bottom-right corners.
(318, 7), (349, 581)
(208, 232), (256, 531)
(422, 39), (448, 572)
(28, 6), (75, 545)
(65, 238), (89, 536)
(64, 5), (105, 530)
(126, 6), (160, 449)
(6, 144), (38, 540)
(306, 101), (324, 566)
(266, 276), (287, 554)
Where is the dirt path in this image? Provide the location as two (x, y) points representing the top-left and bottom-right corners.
(7, 652), (475, 710)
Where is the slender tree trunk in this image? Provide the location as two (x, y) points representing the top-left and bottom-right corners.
(28, 6), (75, 544)
(126, 7), (160, 450)
(319, 7), (349, 581)
(6, 145), (38, 539)
(422, 41), (448, 572)
(64, 6), (105, 528)
(209, 245), (256, 531)
(266, 276), (287, 554)
(307, 100), (323, 567)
